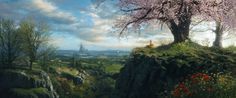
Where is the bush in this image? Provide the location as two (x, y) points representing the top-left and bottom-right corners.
(170, 72), (236, 98)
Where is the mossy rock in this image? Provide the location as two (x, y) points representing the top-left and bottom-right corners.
(0, 69), (59, 98)
(115, 42), (236, 98)
(60, 72), (84, 85)
(8, 88), (51, 98)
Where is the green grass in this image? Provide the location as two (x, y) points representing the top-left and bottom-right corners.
(133, 41), (203, 56)
(48, 57), (126, 98)
(56, 66), (78, 76)
(224, 46), (236, 52)
(10, 88), (50, 97)
(105, 64), (123, 73)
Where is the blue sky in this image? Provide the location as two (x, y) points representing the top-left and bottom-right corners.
(0, 0), (235, 50)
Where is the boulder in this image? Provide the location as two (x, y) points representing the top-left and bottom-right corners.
(60, 72), (84, 85)
(0, 69), (59, 98)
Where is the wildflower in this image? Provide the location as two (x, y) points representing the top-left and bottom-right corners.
(173, 82), (191, 97)
(203, 74), (210, 81)
(190, 73), (211, 84)
(173, 88), (180, 97)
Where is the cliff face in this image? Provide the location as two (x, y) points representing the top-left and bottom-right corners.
(0, 69), (59, 98)
(115, 43), (236, 98)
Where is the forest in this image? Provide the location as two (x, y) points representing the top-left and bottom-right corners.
(1, 0), (236, 98)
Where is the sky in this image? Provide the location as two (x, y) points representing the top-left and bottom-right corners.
(0, 0), (235, 50)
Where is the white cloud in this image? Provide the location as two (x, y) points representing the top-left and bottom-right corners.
(31, 0), (78, 24)
(32, 0), (56, 12)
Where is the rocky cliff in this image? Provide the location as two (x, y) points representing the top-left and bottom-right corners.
(0, 69), (59, 98)
(115, 43), (236, 98)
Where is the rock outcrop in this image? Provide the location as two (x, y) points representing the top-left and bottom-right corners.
(0, 69), (59, 98)
(115, 43), (236, 98)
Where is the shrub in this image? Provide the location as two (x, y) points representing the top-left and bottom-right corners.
(171, 72), (236, 98)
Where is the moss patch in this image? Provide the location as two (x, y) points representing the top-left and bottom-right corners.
(9, 88), (51, 98)
(105, 64), (123, 74)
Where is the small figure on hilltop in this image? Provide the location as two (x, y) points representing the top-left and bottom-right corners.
(146, 40), (154, 48)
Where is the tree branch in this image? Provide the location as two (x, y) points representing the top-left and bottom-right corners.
(121, 7), (149, 12)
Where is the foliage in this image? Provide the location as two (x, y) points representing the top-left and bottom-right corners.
(48, 57), (125, 98)
(116, 0), (236, 43)
(224, 46), (236, 52)
(171, 73), (236, 98)
(92, 77), (116, 98)
(0, 18), (22, 67)
(105, 64), (123, 74)
(0, 18), (54, 70)
(38, 45), (57, 71)
(18, 18), (51, 70)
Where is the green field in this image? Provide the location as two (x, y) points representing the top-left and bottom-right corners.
(46, 57), (127, 98)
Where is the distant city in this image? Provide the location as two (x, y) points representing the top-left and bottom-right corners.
(56, 44), (130, 58)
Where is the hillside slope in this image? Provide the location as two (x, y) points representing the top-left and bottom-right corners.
(115, 43), (236, 98)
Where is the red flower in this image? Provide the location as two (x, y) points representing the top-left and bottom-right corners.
(178, 83), (185, 88)
(190, 73), (211, 84)
(173, 83), (191, 97)
(203, 74), (210, 81)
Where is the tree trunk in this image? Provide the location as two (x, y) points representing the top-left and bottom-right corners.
(167, 19), (191, 43)
(213, 21), (224, 48)
(171, 28), (189, 43)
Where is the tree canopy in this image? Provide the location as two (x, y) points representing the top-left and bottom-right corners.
(116, 0), (236, 43)
(19, 19), (50, 70)
(0, 19), (21, 67)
